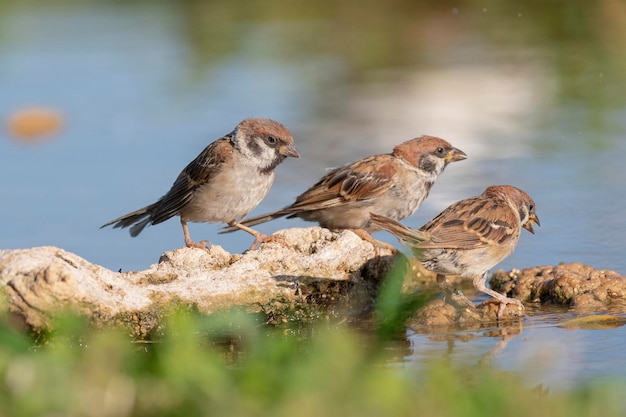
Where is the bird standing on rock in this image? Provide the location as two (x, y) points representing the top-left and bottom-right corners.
(370, 184), (540, 318)
(221, 135), (466, 250)
(101, 118), (300, 250)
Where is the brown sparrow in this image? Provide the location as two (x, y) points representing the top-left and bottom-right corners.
(370, 185), (540, 318)
(101, 118), (300, 249)
(221, 135), (466, 249)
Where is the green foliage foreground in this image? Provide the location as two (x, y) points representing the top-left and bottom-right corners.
(0, 307), (624, 417)
(0, 266), (622, 417)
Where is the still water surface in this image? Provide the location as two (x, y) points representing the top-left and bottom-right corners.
(1, 1), (625, 388)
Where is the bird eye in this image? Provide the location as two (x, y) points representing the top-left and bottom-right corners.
(529, 204), (534, 211)
(265, 135), (278, 145)
(436, 147), (445, 155)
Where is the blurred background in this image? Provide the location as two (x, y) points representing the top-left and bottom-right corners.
(1, 0), (626, 274)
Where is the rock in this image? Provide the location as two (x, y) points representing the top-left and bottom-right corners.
(409, 262), (626, 332)
(3, 231), (625, 337)
(491, 262), (626, 310)
(408, 295), (524, 333)
(0, 227), (394, 336)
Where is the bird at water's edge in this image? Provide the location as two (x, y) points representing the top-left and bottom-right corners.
(371, 184), (540, 318)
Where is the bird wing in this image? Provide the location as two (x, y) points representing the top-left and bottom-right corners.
(286, 154), (397, 211)
(416, 196), (519, 250)
(150, 137), (233, 225)
(220, 154), (398, 232)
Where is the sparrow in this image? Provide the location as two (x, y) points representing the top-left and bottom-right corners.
(370, 185), (540, 318)
(101, 118), (300, 249)
(221, 135), (466, 249)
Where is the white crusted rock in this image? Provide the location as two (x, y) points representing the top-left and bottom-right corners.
(0, 227), (394, 335)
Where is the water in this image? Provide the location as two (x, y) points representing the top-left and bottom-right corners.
(405, 306), (626, 390)
(1, 0), (626, 387)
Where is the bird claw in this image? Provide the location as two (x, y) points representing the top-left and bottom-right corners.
(248, 232), (286, 250)
(185, 239), (211, 251)
(449, 289), (476, 310)
(351, 229), (397, 256)
(496, 297), (525, 319)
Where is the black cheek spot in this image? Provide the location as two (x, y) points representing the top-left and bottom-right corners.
(518, 208), (527, 221)
(419, 155), (437, 172)
(247, 137), (263, 156)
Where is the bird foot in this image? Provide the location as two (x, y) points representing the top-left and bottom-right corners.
(439, 285), (476, 311)
(375, 243), (399, 257)
(248, 232), (286, 250)
(473, 275), (525, 320)
(185, 239), (211, 251)
(351, 229), (397, 256)
(448, 289), (476, 311)
(496, 297), (525, 319)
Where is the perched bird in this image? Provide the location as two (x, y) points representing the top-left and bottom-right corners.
(221, 135), (466, 249)
(101, 118), (300, 249)
(370, 185), (540, 317)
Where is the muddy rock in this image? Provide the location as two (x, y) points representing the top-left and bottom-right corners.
(491, 262), (626, 310)
(0, 227), (394, 336)
(3, 233), (625, 336)
(408, 261), (626, 332)
(408, 295), (524, 333)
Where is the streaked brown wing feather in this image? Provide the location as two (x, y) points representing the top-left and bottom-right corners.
(151, 137), (233, 224)
(286, 154), (397, 211)
(416, 196), (518, 250)
(222, 153), (399, 231)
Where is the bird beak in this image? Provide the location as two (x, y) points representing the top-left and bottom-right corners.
(523, 213), (540, 234)
(446, 147), (467, 163)
(279, 143), (300, 158)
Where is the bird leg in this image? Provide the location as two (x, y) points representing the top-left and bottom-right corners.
(181, 219), (210, 249)
(473, 272), (525, 319)
(352, 229), (397, 255)
(436, 273), (451, 292)
(437, 274), (475, 310)
(227, 220), (279, 250)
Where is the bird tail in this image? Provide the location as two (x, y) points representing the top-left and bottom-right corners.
(219, 208), (292, 234)
(369, 213), (427, 246)
(100, 203), (157, 237)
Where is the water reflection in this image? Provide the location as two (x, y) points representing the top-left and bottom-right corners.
(407, 309), (626, 389)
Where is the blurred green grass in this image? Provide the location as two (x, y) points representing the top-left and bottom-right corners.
(1, 270), (625, 417)
(1, 310), (624, 417)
